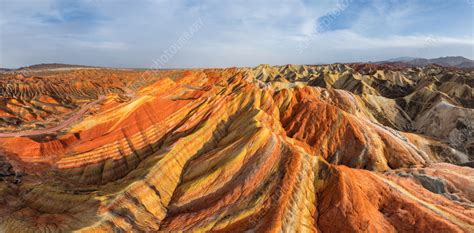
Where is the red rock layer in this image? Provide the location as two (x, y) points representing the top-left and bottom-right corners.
(0, 66), (472, 232)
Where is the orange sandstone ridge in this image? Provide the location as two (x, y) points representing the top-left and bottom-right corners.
(0, 64), (473, 232)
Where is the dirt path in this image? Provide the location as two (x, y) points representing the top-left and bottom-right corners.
(0, 96), (105, 138)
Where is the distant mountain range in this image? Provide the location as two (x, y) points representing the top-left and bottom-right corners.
(2, 57), (474, 72)
(17, 63), (98, 70)
(377, 56), (474, 68)
(0, 63), (97, 72)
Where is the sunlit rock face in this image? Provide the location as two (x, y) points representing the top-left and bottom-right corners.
(0, 64), (473, 232)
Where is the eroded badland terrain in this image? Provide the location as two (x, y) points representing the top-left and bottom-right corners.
(0, 63), (473, 232)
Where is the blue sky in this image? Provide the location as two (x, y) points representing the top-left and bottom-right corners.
(0, 0), (473, 68)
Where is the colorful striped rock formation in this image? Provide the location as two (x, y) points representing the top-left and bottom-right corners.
(0, 64), (473, 232)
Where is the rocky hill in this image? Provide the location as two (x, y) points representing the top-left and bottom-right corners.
(378, 56), (474, 69)
(0, 64), (473, 232)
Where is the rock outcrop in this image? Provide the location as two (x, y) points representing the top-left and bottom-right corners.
(0, 65), (473, 232)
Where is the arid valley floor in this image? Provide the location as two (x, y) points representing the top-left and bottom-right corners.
(0, 63), (473, 232)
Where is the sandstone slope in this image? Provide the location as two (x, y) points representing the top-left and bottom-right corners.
(0, 65), (473, 232)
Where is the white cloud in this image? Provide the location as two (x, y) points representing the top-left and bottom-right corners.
(316, 31), (474, 50)
(0, 0), (472, 68)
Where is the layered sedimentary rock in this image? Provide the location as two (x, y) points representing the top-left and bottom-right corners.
(0, 64), (473, 232)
